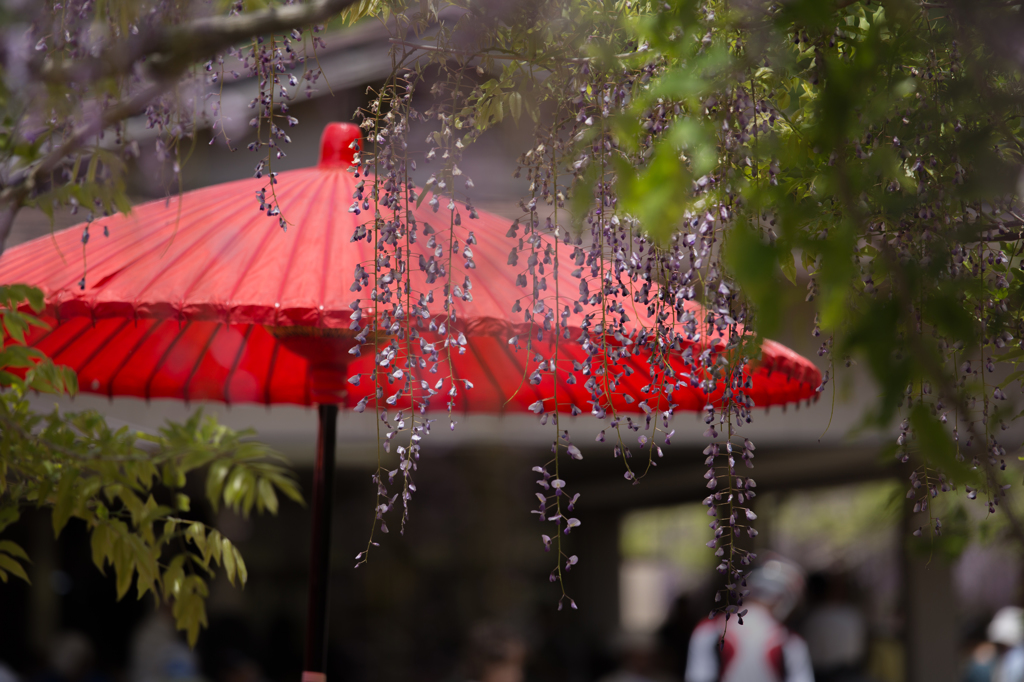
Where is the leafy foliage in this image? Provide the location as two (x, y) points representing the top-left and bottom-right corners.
(8, 0), (1024, 623)
(360, 0), (1024, 610)
(0, 285), (302, 645)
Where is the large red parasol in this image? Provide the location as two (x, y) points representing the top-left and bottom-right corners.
(0, 123), (820, 679)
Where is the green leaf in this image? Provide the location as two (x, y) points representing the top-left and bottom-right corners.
(52, 470), (81, 536)
(1001, 370), (1024, 389)
(185, 523), (208, 564)
(233, 547), (247, 587)
(570, 163), (598, 234)
(206, 530), (223, 565)
(779, 249), (797, 286)
(908, 404), (980, 486)
(508, 91), (522, 124)
(90, 524), (113, 573)
(3, 312), (28, 345)
(724, 223), (785, 337)
(114, 560), (134, 601)
(256, 478), (278, 515)
(267, 473), (304, 507)
(221, 537), (236, 585)
(206, 461), (231, 512)
(0, 540), (30, 562)
(0, 506), (20, 534)
(0, 554), (29, 583)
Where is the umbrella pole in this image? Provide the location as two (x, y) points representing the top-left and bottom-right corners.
(303, 403), (338, 682)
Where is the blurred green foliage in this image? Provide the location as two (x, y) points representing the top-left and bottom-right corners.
(0, 285), (302, 645)
(401, 0), (1024, 545)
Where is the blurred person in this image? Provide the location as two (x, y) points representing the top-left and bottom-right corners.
(963, 633), (998, 682)
(597, 632), (668, 682)
(960, 617), (999, 682)
(0, 661), (17, 682)
(261, 613), (303, 682)
(989, 607), (1024, 682)
(531, 605), (608, 682)
(460, 622), (527, 682)
(129, 609), (201, 682)
(205, 652), (261, 682)
(198, 615), (265, 682)
(658, 594), (701, 681)
(684, 559), (814, 682)
(800, 572), (868, 682)
(38, 632), (107, 682)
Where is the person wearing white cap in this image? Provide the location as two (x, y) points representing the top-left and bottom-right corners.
(684, 559), (814, 682)
(990, 607), (1024, 682)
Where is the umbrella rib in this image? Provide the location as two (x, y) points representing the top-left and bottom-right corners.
(622, 348), (663, 405)
(318, 172), (337, 306)
(274, 173), (327, 320)
(224, 202), (290, 305)
(133, 220), (249, 308)
(105, 320), (163, 397)
(303, 356), (311, 406)
(145, 320), (192, 401)
(458, 217), (521, 324)
(23, 320), (88, 389)
(41, 318), (97, 363)
(119, 186), (290, 297)
(25, 317), (63, 350)
(104, 179), (306, 310)
(496, 334), (546, 408)
(264, 341), (281, 406)
(75, 318), (133, 377)
(464, 334), (509, 415)
(180, 176), (307, 305)
(45, 190), (234, 298)
(223, 325), (254, 404)
(183, 323), (222, 402)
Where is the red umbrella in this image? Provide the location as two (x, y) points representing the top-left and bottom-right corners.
(0, 134), (818, 410)
(0, 123), (820, 677)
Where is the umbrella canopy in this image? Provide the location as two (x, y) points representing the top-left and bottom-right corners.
(0, 123), (821, 680)
(0, 124), (820, 412)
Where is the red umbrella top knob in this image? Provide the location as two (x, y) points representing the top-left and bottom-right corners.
(318, 122), (361, 169)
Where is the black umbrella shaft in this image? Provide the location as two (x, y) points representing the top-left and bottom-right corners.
(304, 403), (338, 677)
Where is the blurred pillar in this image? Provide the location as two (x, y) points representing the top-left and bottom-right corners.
(29, 511), (58, 657)
(466, 446), (530, 619)
(574, 509), (621, 641)
(903, 515), (958, 682)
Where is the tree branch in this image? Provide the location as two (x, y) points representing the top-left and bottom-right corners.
(0, 205), (17, 262)
(3, 0), (365, 256)
(0, 81), (170, 256)
(37, 0), (363, 86)
(389, 38), (649, 65)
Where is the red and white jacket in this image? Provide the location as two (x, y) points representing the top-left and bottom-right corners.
(684, 603), (814, 682)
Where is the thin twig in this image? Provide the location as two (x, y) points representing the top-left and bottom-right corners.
(389, 38), (648, 65)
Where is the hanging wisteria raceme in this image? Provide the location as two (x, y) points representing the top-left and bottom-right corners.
(347, 48), (493, 560)
(340, 34), (766, 605)
(519, 123), (585, 611)
(488, 32), (771, 612)
(351, 76), (424, 554)
(17, 0), (1024, 620)
(240, 22), (332, 226)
